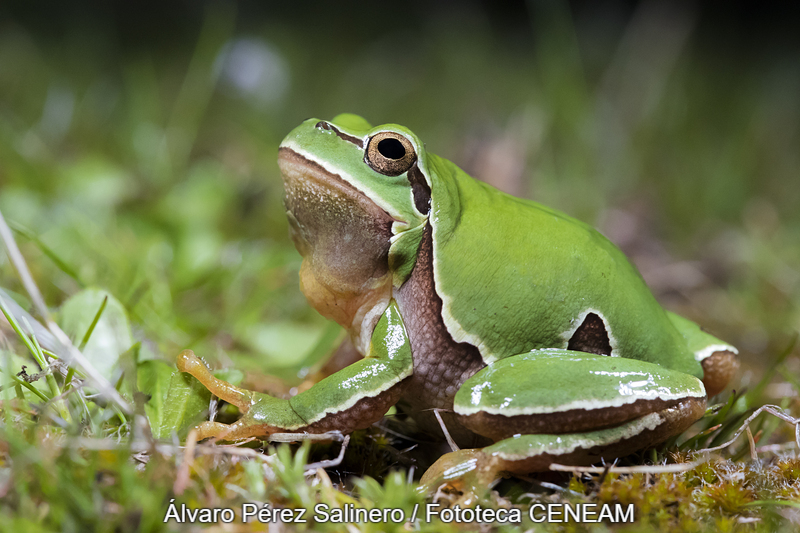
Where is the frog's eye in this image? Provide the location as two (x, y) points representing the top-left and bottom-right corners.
(365, 132), (417, 176)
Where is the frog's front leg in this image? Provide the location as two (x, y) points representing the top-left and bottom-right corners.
(422, 349), (706, 488)
(177, 301), (413, 441)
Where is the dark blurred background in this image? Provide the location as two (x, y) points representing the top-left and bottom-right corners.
(1, 1), (798, 390)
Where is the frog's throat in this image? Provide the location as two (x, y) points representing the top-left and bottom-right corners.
(279, 146), (396, 354)
(299, 262), (393, 355)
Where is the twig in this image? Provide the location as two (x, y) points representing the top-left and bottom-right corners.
(268, 431), (346, 443)
(174, 429), (198, 495)
(61, 436), (275, 462)
(694, 404), (800, 455)
(305, 435), (350, 472)
(746, 426), (758, 461)
(432, 408), (459, 452)
(754, 442), (798, 454)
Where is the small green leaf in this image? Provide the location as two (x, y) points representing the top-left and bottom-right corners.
(137, 359), (212, 439)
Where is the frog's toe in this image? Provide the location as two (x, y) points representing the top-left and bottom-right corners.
(192, 419), (278, 442)
(177, 350), (255, 410)
(701, 350), (739, 397)
(419, 448), (501, 496)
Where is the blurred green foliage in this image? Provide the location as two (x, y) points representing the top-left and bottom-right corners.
(1, 1), (799, 367)
(0, 1), (799, 531)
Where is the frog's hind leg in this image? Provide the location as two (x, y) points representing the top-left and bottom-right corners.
(177, 350), (255, 411)
(666, 311), (739, 397)
(420, 398), (705, 493)
(481, 396), (705, 474)
(449, 349), (707, 473)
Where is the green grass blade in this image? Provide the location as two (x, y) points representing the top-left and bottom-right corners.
(78, 295), (108, 351)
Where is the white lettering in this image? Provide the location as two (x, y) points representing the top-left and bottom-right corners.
(548, 504), (563, 522)
(426, 503), (440, 522)
(164, 499), (180, 522)
(220, 508), (235, 523)
(529, 503), (547, 523)
(599, 504), (614, 521)
(617, 504), (635, 522)
(242, 503), (257, 522)
(565, 503), (581, 522)
(389, 508), (405, 523)
(581, 503), (597, 522)
(315, 503), (330, 523)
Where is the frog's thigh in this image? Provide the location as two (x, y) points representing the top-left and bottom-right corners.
(666, 311), (739, 397)
(453, 350), (706, 443)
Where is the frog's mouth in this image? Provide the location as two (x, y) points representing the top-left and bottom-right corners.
(277, 146), (396, 351)
(277, 147), (395, 249)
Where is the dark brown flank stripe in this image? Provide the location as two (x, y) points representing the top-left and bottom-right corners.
(407, 162), (431, 214)
(396, 224), (490, 447)
(315, 121), (364, 148)
(457, 396), (689, 442)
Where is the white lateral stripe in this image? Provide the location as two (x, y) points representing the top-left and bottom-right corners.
(281, 140), (401, 223)
(694, 343), (738, 361)
(301, 365), (413, 425)
(431, 224), (497, 364)
(454, 386), (704, 417)
(492, 412), (663, 460)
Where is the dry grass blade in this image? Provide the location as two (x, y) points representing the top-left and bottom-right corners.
(433, 408), (459, 452)
(174, 428), (198, 495)
(305, 435), (350, 471)
(695, 404), (800, 455)
(0, 208), (132, 414)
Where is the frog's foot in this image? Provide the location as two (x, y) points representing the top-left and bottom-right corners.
(418, 397), (704, 493)
(177, 350), (308, 441)
(450, 349), (707, 473)
(479, 397), (705, 473)
(666, 311), (739, 397)
(700, 350), (739, 398)
(419, 448), (502, 497)
(190, 420), (274, 442)
(175, 302), (414, 443)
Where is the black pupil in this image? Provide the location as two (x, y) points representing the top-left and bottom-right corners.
(377, 138), (406, 160)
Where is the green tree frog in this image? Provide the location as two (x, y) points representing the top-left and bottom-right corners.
(178, 114), (738, 483)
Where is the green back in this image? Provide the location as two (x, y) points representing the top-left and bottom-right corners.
(426, 154), (701, 378)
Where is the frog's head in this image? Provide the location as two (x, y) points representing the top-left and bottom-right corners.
(278, 114), (431, 351)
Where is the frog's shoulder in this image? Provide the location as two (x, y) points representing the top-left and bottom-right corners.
(425, 152), (604, 246)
